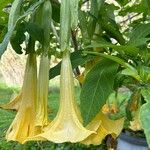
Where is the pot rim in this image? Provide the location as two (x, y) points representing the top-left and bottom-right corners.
(119, 132), (148, 147)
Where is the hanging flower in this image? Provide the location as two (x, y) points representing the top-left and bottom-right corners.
(6, 53), (37, 144)
(81, 111), (124, 145)
(28, 51), (95, 143)
(35, 55), (49, 132)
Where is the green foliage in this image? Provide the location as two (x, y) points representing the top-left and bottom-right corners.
(0, 0), (44, 57)
(26, 22), (44, 44)
(49, 50), (95, 79)
(140, 102), (150, 147)
(141, 88), (150, 102)
(106, 89), (132, 120)
(127, 23), (150, 46)
(10, 22), (26, 54)
(51, 0), (60, 23)
(80, 59), (118, 125)
(87, 41), (139, 55)
(0, 0), (12, 43)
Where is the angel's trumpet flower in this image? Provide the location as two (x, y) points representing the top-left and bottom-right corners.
(6, 53), (37, 144)
(81, 111), (124, 145)
(29, 51), (95, 143)
(35, 55), (49, 131)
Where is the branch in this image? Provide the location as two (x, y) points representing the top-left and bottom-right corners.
(120, 13), (141, 24)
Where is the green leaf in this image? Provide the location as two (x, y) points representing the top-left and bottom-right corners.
(80, 59), (119, 125)
(0, 0), (44, 57)
(139, 66), (150, 82)
(100, 16), (125, 45)
(49, 50), (95, 79)
(87, 41), (139, 55)
(83, 51), (135, 70)
(26, 22), (44, 44)
(141, 88), (150, 102)
(140, 102), (150, 148)
(128, 23), (150, 46)
(143, 0), (150, 15)
(10, 22), (26, 54)
(121, 68), (141, 81)
(51, 0), (60, 23)
(78, 10), (90, 45)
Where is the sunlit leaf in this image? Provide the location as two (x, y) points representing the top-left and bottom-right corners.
(80, 59), (118, 125)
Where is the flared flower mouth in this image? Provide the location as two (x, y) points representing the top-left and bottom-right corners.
(0, 92), (22, 110)
(27, 51), (95, 143)
(81, 111), (124, 145)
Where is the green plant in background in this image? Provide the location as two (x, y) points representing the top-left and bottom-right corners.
(1, 0), (150, 150)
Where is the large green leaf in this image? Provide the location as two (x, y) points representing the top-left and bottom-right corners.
(140, 102), (150, 148)
(80, 59), (118, 125)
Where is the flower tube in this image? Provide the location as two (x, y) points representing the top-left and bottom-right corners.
(35, 55), (49, 132)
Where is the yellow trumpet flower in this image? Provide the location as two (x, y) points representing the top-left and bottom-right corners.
(35, 55), (49, 131)
(6, 53), (37, 144)
(82, 111), (124, 145)
(28, 51), (95, 143)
